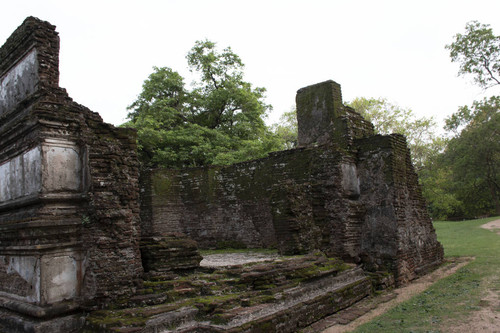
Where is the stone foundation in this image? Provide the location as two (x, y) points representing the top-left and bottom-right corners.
(140, 235), (202, 273)
(83, 253), (373, 333)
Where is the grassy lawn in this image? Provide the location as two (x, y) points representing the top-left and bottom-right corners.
(352, 216), (500, 333)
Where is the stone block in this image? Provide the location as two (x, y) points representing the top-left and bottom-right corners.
(296, 80), (344, 146)
(0, 49), (38, 116)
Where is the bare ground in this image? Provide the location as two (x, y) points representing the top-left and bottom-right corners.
(480, 219), (500, 236)
(444, 287), (500, 333)
(311, 219), (500, 333)
(200, 252), (281, 267)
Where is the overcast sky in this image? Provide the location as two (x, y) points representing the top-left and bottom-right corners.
(2, 0), (500, 128)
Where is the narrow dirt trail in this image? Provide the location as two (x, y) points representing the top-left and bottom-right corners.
(315, 219), (500, 333)
(480, 219), (500, 236)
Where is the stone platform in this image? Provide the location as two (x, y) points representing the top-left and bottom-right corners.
(82, 252), (375, 332)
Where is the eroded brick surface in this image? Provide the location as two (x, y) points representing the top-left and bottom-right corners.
(0, 18), (143, 326)
(143, 81), (444, 284)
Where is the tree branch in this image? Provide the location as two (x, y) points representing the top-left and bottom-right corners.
(482, 57), (500, 87)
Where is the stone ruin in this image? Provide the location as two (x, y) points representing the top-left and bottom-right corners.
(0, 17), (443, 332)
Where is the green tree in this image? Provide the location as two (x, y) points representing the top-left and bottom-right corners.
(126, 40), (281, 168)
(270, 109), (298, 150)
(446, 21), (500, 89)
(418, 139), (463, 220)
(443, 96), (500, 217)
(424, 21), (500, 219)
(347, 97), (438, 171)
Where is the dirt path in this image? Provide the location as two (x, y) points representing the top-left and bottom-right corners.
(444, 287), (500, 333)
(480, 219), (500, 236)
(314, 219), (500, 333)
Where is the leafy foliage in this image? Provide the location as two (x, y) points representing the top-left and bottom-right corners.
(419, 157), (463, 220)
(442, 97), (500, 217)
(270, 109), (298, 150)
(126, 40), (282, 168)
(446, 21), (500, 89)
(347, 97), (439, 171)
(418, 21), (500, 219)
(421, 97), (499, 220)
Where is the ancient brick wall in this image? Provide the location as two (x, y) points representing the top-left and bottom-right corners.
(0, 17), (143, 327)
(357, 134), (444, 285)
(141, 147), (368, 257)
(144, 80), (443, 284)
(78, 112), (143, 307)
(141, 81), (375, 260)
(0, 16), (445, 332)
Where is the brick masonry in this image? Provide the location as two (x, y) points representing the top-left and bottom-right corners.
(0, 17), (143, 329)
(143, 80), (444, 285)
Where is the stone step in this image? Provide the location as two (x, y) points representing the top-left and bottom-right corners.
(142, 267), (371, 333)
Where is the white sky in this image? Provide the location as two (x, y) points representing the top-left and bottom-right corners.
(2, 0), (500, 128)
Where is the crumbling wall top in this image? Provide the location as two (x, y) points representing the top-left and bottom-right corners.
(0, 17), (60, 116)
(296, 80), (374, 148)
(296, 80), (344, 147)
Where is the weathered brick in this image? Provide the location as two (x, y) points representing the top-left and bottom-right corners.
(0, 18), (143, 331)
(143, 80), (443, 284)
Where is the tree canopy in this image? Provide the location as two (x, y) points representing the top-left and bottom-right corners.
(347, 97), (439, 171)
(420, 21), (500, 219)
(270, 109), (298, 150)
(445, 97), (499, 216)
(446, 21), (500, 89)
(126, 40), (281, 168)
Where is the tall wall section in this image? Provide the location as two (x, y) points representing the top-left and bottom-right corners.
(0, 17), (143, 329)
(141, 147), (365, 258)
(143, 80), (444, 285)
(357, 134), (444, 284)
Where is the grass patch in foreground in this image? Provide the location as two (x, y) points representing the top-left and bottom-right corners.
(353, 216), (500, 333)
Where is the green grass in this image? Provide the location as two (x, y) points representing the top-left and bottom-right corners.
(353, 216), (500, 333)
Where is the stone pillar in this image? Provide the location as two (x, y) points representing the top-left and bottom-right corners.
(296, 80), (374, 148)
(0, 17), (85, 331)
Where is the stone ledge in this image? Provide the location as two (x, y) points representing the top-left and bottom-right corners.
(139, 268), (371, 332)
(0, 193), (86, 213)
(0, 241), (82, 254)
(0, 307), (84, 333)
(0, 296), (79, 318)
